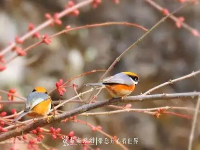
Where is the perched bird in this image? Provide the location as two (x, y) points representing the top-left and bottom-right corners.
(13, 87), (52, 122)
(86, 72), (139, 98)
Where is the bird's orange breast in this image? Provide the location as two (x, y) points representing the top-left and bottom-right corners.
(105, 84), (135, 97)
(28, 99), (51, 117)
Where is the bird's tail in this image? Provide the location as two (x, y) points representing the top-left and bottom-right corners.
(85, 83), (104, 86)
(13, 111), (29, 123)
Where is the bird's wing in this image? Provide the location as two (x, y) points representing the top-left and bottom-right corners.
(13, 93), (50, 123)
(26, 93), (50, 110)
(102, 73), (134, 85)
(85, 83), (104, 86)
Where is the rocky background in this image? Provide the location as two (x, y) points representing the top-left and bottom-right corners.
(0, 0), (200, 150)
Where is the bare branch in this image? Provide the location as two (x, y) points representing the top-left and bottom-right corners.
(188, 95), (200, 150)
(143, 70), (200, 95)
(0, 92), (199, 142)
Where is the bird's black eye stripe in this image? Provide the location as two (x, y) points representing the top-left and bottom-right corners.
(128, 76), (139, 82)
(45, 91), (48, 94)
(32, 89), (36, 92)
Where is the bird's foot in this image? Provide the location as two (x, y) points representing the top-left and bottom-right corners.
(46, 115), (55, 123)
(32, 118), (37, 123)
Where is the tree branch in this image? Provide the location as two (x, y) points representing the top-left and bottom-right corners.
(0, 0), (94, 56)
(0, 92), (199, 142)
(143, 70), (200, 95)
(188, 95), (200, 150)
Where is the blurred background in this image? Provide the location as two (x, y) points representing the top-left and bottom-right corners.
(0, 0), (200, 150)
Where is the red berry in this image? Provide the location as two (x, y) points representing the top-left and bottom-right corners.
(32, 130), (37, 134)
(68, 131), (74, 137)
(12, 109), (16, 114)
(0, 112), (7, 117)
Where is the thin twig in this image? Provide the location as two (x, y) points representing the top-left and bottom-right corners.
(0, 0), (94, 56)
(71, 119), (129, 150)
(87, 4), (186, 102)
(99, 4), (185, 82)
(143, 70), (200, 95)
(80, 106), (200, 116)
(80, 107), (167, 116)
(49, 69), (105, 94)
(0, 89), (26, 101)
(0, 100), (85, 104)
(145, 0), (200, 37)
(188, 95), (200, 150)
(5, 21), (147, 65)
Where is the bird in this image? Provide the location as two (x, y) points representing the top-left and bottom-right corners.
(13, 87), (52, 122)
(86, 72), (139, 98)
